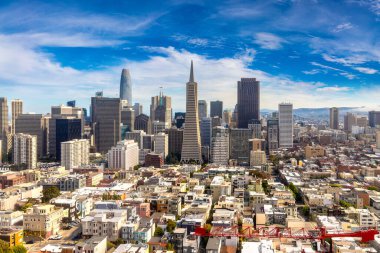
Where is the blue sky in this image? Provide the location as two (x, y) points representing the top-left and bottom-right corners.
(0, 0), (379, 113)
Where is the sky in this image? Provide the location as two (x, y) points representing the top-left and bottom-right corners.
(0, 0), (379, 114)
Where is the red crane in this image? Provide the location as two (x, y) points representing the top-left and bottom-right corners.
(194, 226), (379, 243)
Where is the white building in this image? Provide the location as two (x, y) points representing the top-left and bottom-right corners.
(61, 139), (89, 170)
(107, 140), (139, 170)
(211, 127), (229, 165)
(153, 132), (168, 159)
(278, 103), (293, 148)
(13, 133), (37, 169)
(75, 236), (107, 253)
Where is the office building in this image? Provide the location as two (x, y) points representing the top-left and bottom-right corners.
(153, 132), (168, 159)
(174, 112), (186, 129)
(15, 114), (48, 158)
(150, 91), (172, 131)
(250, 139), (266, 166)
(0, 98), (8, 162)
(237, 78), (260, 128)
(66, 100), (76, 107)
(11, 99), (23, 135)
(134, 114), (151, 134)
(198, 100), (207, 119)
(200, 117), (212, 147)
(329, 107), (339, 130)
(107, 140), (139, 170)
(229, 128), (253, 164)
(121, 106), (135, 132)
(91, 96), (121, 154)
(120, 68), (132, 105)
(145, 153), (164, 168)
(357, 117), (368, 127)
(49, 105), (83, 159)
(267, 119), (279, 152)
(166, 127), (183, 159)
(278, 103), (293, 148)
(211, 127), (229, 165)
(133, 103), (143, 116)
(344, 112), (357, 132)
(377, 131), (380, 150)
(152, 121), (167, 134)
(210, 100), (223, 118)
(142, 134), (154, 150)
(181, 61), (202, 164)
(13, 133), (37, 169)
(125, 130), (146, 149)
(223, 110), (232, 126)
(248, 119), (261, 138)
(369, 111), (380, 128)
(211, 116), (222, 128)
(61, 139), (89, 170)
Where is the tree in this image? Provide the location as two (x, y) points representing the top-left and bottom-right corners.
(154, 227), (164, 237)
(339, 200), (353, 209)
(262, 180), (270, 194)
(166, 220), (176, 233)
(42, 186), (60, 203)
(11, 245), (27, 253)
(302, 205), (310, 217)
(0, 240), (12, 253)
(106, 241), (115, 250)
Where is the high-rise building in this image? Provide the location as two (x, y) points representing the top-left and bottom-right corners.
(357, 117), (368, 128)
(198, 100), (207, 120)
(120, 69), (132, 105)
(150, 91), (172, 131)
(223, 110), (232, 126)
(211, 116), (222, 128)
(174, 112), (186, 129)
(344, 112), (357, 132)
(278, 103), (293, 148)
(210, 101), (223, 118)
(165, 127), (183, 159)
(369, 111), (380, 128)
(13, 133), (37, 169)
(49, 105), (83, 159)
(15, 114), (48, 158)
(66, 100), (76, 107)
(229, 128), (253, 164)
(329, 107), (339, 129)
(107, 140), (139, 170)
(237, 78), (260, 128)
(61, 139), (89, 170)
(248, 119), (261, 139)
(153, 132), (168, 159)
(142, 134), (154, 150)
(267, 119), (279, 152)
(134, 114), (151, 134)
(133, 103), (143, 116)
(152, 121), (167, 134)
(0, 98), (8, 162)
(125, 130), (146, 149)
(377, 131), (380, 150)
(211, 126), (229, 165)
(11, 99), (23, 135)
(121, 107), (135, 132)
(200, 117), (212, 147)
(181, 61), (202, 164)
(250, 138), (266, 166)
(91, 96), (121, 154)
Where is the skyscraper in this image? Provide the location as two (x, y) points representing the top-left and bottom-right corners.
(61, 139), (89, 170)
(91, 96), (121, 153)
(267, 119), (279, 152)
(237, 78), (260, 128)
(369, 111), (380, 128)
(344, 112), (357, 132)
(150, 91), (172, 130)
(0, 98), (8, 162)
(13, 133), (37, 169)
(279, 103), (293, 148)
(120, 69), (132, 105)
(198, 100), (207, 119)
(133, 103), (143, 116)
(135, 114), (151, 134)
(181, 61), (202, 164)
(200, 117), (212, 147)
(211, 126), (229, 165)
(11, 99), (23, 135)
(210, 100), (223, 118)
(329, 107), (339, 129)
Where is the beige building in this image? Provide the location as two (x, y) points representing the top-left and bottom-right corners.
(250, 150), (266, 166)
(11, 100), (23, 135)
(305, 145), (325, 159)
(13, 133), (37, 169)
(107, 140), (139, 170)
(75, 236), (107, 253)
(61, 139), (89, 170)
(210, 176), (231, 203)
(23, 204), (64, 238)
(153, 132), (168, 159)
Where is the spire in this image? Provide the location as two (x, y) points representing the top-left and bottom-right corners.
(189, 60), (194, 82)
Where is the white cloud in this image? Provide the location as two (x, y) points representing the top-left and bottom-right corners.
(317, 86), (351, 92)
(354, 67), (378, 74)
(332, 22), (353, 33)
(310, 61), (357, 79)
(322, 53), (367, 66)
(254, 32), (286, 50)
(303, 69), (325, 75)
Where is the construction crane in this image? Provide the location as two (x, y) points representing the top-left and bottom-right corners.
(194, 226), (379, 243)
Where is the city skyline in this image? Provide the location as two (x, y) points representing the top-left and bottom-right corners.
(0, 0), (379, 114)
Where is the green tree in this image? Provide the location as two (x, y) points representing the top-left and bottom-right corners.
(167, 243), (174, 251)
(42, 186), (60, 203)
(11, 245), (27, 253)
(339, 200), (353, 208)
(113, 238), (124, 247)
(166, 220), (176, 233)
(0, 240), (12, 253)
(368, 186), (380, 192)
(262, 180), (270, 194)
(302, 205), (310, 217)
(154, 227), (164, 237)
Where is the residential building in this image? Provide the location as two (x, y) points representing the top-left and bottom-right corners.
(305, 145), (325, 159)
(211, 127), (229, 165)
(278, 103), (293, 148)
(210, 176), (232, 203)
(61, 139), (89, 170)
(11, 99), (23, 135)
(267, 119), (279, 152)
(107, 140), (139, 170)
(57, 175), (86, 191)
(330, 107), (339, 129)
(144, 153), (163, 168)
(13, 133), (37, 169)
(153, 132), (168, 159)
(75, 236), (107, 253)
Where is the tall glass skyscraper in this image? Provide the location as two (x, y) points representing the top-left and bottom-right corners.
(120, 69), (132, 105)
(237, 78), (260, 128)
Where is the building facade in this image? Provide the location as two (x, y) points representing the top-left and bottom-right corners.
(198, 100), (207, 120)
(329, 107), (339, 130)
(13, 133), (37, 169)
(61, 139), (89, 170)
(278, 103), (293, 149)
(107, 140), (139, 170)
(237, 78), (260, 128)
(210, 101), (223, 118)
(11, 99), (23, 135)
(120, 68), (132, 105)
